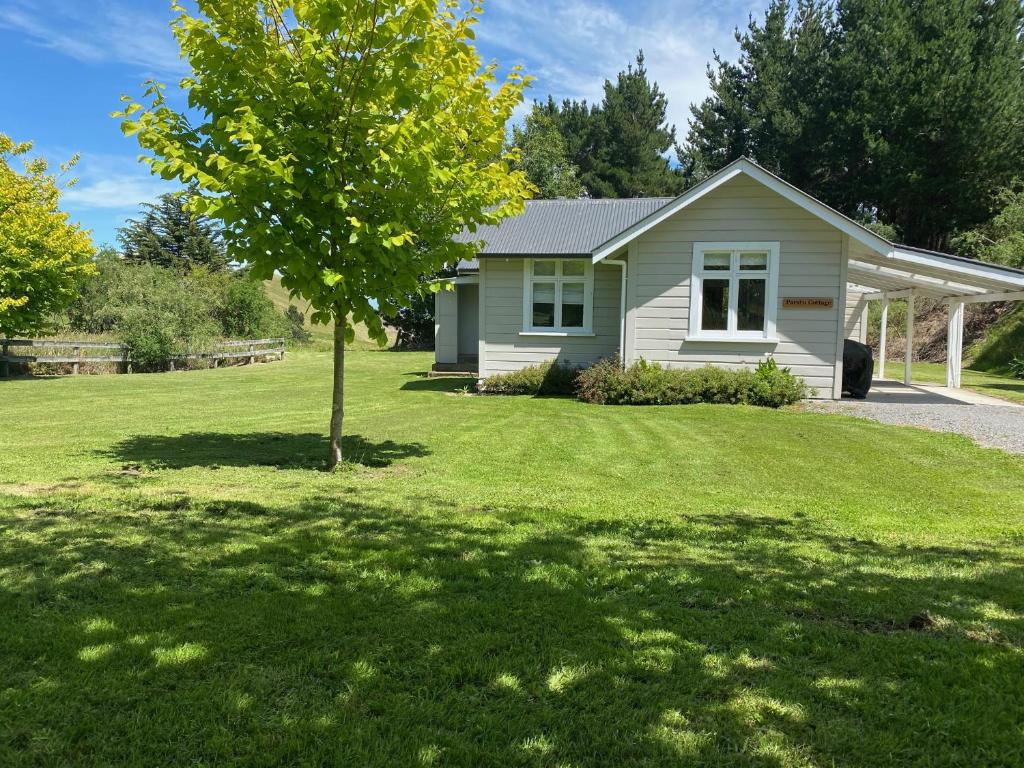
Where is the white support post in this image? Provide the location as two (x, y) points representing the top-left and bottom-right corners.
(877, 293), (888, 380)
(946, 301), (964, 389)
(904, 291), (915, 385)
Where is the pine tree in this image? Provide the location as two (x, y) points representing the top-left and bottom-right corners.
(684, 1), (847, 204)
(593, 52), (683, 197)
(840, 0), (1024, 248)
(541, 52), (683, 198)
(118, 187), (229, 271)
(683, 0), (1024, 249)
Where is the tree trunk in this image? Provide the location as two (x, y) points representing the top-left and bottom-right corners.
(328, 318), (346, 469)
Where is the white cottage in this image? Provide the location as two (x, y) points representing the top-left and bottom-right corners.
(434, 158), (1024, 398)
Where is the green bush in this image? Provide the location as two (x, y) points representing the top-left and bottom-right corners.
(480, 360), (578, 396)
(63, 255), (298, 370)
(1008, 356), (1024, 380)
(218, 276), (290, 339)
(575, 357), (806, 407)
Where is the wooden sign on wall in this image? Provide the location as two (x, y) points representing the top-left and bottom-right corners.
(782, 297), (834, 309)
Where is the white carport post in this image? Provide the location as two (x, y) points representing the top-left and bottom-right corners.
(904, 290), (915, 385)
(946, 300), (964, 389)
(877, 293), (888, 380)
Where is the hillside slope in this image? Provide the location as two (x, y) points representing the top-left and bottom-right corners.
(263, 277), (395, 350)
(868, 298), (1021, 373)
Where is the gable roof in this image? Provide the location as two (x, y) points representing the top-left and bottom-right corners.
(452, 157), (1024, 299)
(591, 157), (893, 262)
(456, 198), (672, 257)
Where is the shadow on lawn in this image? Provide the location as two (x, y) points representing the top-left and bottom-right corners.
(103, 432), (428, 469)
(400, 374), (477, 393)
(1, 493), (1023, 766)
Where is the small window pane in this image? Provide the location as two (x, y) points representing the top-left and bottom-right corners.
(701, 279), (729, 331)
(562, 260), (586, 277)
(703, 252), (731, 271)
(739, 252), (768, 271)
(561, 282), (585, 328)
(532, 282), (555, 327)
(738, 278), (766, 331)
(533, 260), (556, 276)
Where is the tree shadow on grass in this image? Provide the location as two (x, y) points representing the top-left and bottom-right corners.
(102, 432), (428, 469)
(400, 375), (477, 393)
(1, 493), (1023, 766)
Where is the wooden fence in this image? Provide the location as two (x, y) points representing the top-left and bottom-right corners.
(1, 338), (286, 377)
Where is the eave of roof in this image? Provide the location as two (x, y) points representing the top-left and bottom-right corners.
(590, 157), (892, 262)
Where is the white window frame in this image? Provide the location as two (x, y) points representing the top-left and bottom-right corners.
(688, 242), (780, 342)
(521, 258), (595, 336)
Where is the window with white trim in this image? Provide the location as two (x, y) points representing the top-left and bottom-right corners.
(689, 242), (780, 340)
(523, 259), (594, 334)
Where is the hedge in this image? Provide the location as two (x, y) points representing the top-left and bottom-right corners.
(481, 357), (807, 407)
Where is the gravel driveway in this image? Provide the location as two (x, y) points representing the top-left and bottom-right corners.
(808, 382), (1024, 454)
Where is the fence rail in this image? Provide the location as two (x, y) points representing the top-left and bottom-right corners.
(1, 337), (286, 377)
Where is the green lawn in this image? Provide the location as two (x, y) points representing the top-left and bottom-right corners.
(2, 351), (1023, 767)
(876, 360), (1024, 403)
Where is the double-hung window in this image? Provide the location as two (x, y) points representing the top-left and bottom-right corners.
(689, 242), (779, 340)
(523, 259), (594, 334)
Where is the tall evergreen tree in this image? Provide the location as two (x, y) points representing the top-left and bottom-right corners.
(118, 187), (229, 271)
(595, 51), (683, 197)
(684, 1), (849, 205)
(840, 0), (1024, 249)
(540, 96), (603, 195)
(541, 52), (683, 198)
(684, 0), (1024, 249)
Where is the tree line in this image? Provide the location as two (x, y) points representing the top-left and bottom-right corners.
(512, 0), (1024, 255)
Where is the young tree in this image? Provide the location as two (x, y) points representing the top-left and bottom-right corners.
(118, 0), (531, 468)
(118, 186), (229, 271)
(510, 105), (584, 198)
(0, 134), (96, 338)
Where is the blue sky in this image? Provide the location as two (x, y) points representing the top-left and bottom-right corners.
(0, 0), (760, 247)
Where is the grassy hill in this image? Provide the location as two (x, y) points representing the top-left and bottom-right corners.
(263, 276), (395, 350)
(967, 302), (1024, 374)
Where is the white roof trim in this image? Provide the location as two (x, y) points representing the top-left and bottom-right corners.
(591, 157), (892, 263)
(887, 247), (1024, 290)
(429, 275), (479, 285)
(848, 259), (987, 297)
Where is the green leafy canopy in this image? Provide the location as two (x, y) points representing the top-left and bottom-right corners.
(0, 134), (97, 338)
(115, 0), (533, 345)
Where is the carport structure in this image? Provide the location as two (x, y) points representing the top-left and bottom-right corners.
(845, 241), (1024, 389)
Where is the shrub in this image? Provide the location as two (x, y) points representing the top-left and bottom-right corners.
(286, 305), (313, 342)
(575, 357), (806, 407)
(480, 360), (578, 396)
(1009, 356), (1024, 380)
(218, 276), (290, 339)
(118, 301), (219, 372)
(749, 358), (809, 407)
(62, 256), (300, 370)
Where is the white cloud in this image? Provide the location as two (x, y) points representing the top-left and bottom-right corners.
(54, 152), (178, 211)
(476, 0), (762, 144)
(0, 0), (187, 77)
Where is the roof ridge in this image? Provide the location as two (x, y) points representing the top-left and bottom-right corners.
(524, 199), (675, 205)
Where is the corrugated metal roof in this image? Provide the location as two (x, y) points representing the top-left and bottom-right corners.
(455, 198), (673, 259)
